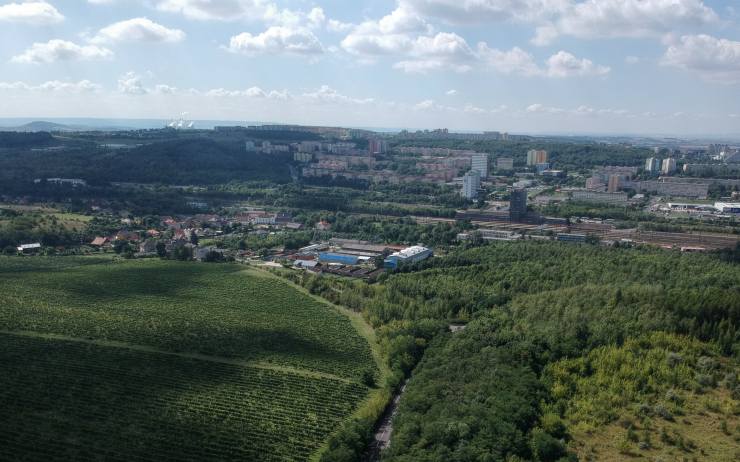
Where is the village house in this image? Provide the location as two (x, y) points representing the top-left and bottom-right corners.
(90, 236), (110, 247)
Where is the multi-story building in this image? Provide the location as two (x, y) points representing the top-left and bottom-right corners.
(368, 139), (388, 155)
(607, 174), (627, 193)
(461, 171), (481, 199)
(571, 190), (629, 205)
(471, 153), (489, 178)
(527, 150), (548, 166)
(661, 158), (677, 175)
(509, 189), (528, 222)
(635, 180), (709, 199)
(645, 157), (660, 173)
(586, 175), (607, 191)
(496, 157), (514, 170)
(293, 152), (313, 163)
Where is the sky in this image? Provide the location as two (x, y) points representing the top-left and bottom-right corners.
(0, 0), (739, 135)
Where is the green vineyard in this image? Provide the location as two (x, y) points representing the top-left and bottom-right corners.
(0, 258), (378, 461)
(0, 258), (375, 379)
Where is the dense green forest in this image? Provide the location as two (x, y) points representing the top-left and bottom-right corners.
(0, 138), (292, 187)
(0, 131), (55, 148)
(280, 241), (740, 461)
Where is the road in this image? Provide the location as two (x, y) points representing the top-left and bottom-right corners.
(364, 382), (408, 461)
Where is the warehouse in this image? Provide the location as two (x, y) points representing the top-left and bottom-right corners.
(384, 246), (433, 270)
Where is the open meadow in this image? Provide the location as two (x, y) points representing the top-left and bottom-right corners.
(0, 257), (378, 461)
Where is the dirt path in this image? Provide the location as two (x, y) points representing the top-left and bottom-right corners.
(0, 329), (353, 384)
(365, 381), (408, 461)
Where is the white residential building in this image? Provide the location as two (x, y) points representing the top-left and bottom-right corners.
(471, 153), (489, 179)
(461, 171), (481, 199)
(661, 158), (677, 175)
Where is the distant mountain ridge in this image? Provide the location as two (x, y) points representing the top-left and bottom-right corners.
(0, 121), (77, 132)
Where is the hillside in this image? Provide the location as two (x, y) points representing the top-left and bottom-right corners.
(281, 241), (740, 461)
(0, 258), (379, 461)
(0, 137), (292, 186)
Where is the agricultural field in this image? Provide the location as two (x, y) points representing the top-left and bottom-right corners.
(0, 257), (378, 461)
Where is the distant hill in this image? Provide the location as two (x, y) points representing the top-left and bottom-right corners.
(0, 121), (86, 133)
(0, 120), (140, 132)
(0, 137), (292, 185)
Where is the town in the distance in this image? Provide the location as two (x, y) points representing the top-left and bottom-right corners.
(5, 122), (739, 266)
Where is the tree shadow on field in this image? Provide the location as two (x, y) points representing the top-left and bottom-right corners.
(43, 262), (214, 301)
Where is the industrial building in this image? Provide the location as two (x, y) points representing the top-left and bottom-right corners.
(384, 246), (433, 269)
(318, 252), (363, 265)
(557, 233), (587, 243)
(715, 202), (740, 213)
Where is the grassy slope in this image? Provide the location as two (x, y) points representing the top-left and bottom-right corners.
(253, 266), (394, 462)
(545, 333), (740, 461)
(0, 257), (380, 461)
(0, 258), (375, 379)
(0, 335), (366, 462)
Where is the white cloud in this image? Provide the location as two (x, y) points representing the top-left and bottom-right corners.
(378, 5), (431, 34)
(342, 10), (475, 73)
(205, 86), (291, 99)
(526, 103), (566, 113)
(91, 17), (186, 44)
(154, 0), (318, 27)
(155, 0), (271, 21)
(0, 1), (63, 24)
(625, 55), (641, 64)
(340, 7), (428, 57)
(554, 0), (718, 43)
(307, 7), (325, 29)
(463, 103), (487, 114)
(401, 0), (718, 45)
(227, 27), (323, 55)
(327, 18), (353, 33)
(394, 32), (476, 73)
(446, 89), (458, 96)
(479, 45), (609, 77)
(402, 0), (561, 24)
(545, 50), (610, 77)
(302, 85), (374, 104)
(531, 24), (559, 46)
(0, 79), (101, 92)
(478, 45), (541, 76)
(661, 34), (740, 83)
(11, 40), (113, 64)
(154, 84), (178, 94)
(117, 71), (147, 94)
(414, 99), (438, 110)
